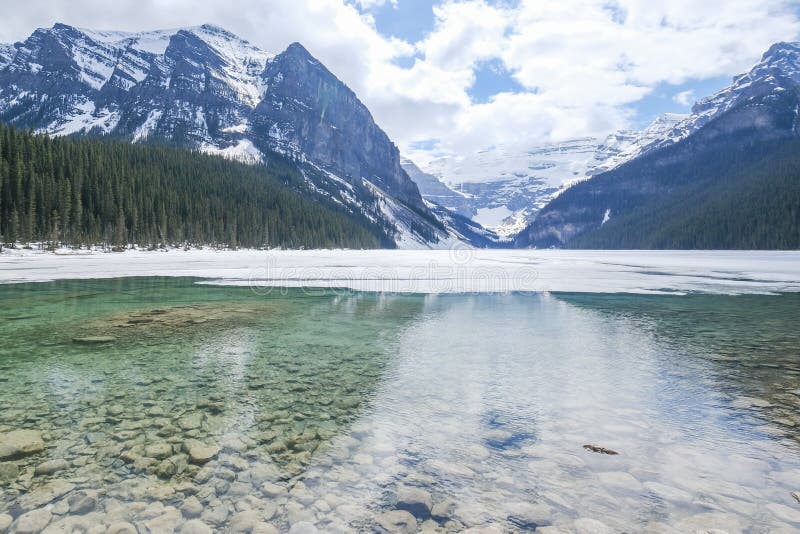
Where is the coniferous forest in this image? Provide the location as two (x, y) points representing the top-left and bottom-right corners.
(568, 138), (800, 249)
(0, 123), (383, 250)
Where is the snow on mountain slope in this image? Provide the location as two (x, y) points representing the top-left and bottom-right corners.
(687, 42), (800, 131)
(412, 113), (686, 236)
(515, 41), (800, 249)
(0, 44), (14, 69)
(401, 159), (472, 217)
(0, 23), (448, 248)
(200, 139), (264, 164)
(590, 113), (687, 175)
(609, 42), (800, 164)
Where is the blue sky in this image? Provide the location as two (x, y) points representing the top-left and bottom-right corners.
(1, 0), (799, 165)
(358, 0), (796, 132)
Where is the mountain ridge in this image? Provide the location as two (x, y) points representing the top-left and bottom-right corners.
(0, 23), (448, 248)
(407, 113), (686, 236)
(514, 40), (800, 249)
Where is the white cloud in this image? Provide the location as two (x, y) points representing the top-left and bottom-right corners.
(404, 0), (800, 169)
(0, 0), (799, 179)
(350, 0), (396, 7)
(418, 1), (510, 71)
(673, 90), (695, 107)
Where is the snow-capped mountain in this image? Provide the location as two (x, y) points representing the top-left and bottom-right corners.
(652, 42), (800, 153)
(515, 40), (800, 249)
(588, 42), (800, 171)
(408, 113), (685, 237)
(0, 23), (450, 248)
(411, 43), (800, 240)
(0, 45), (14, 69)
(590, 113), (688, 174)
(401, 159), (473, 218)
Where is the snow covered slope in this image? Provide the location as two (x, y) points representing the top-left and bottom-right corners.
(515, 41), (800, 249)
(419, 43), (800, 238)
(0, 44), (14, 69)
(411, 114), (686, 236)
(587, 41), (800, 173)
(0, 23), (449, 248)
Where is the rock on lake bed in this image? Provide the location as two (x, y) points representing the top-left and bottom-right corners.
(0, 278), (799, 532)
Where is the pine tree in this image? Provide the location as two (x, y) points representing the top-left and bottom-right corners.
(0, 123), (384, 250)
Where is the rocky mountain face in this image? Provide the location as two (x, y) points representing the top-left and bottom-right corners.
(514, 41), (800, 248)
(0, 23), (445, 248)
(0, 45), (14, 69)
(401, 159), (473, 217)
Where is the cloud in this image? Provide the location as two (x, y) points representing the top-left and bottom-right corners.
(0, 0), (799, 178)
(417, 1), (510, 71)
(673, 90), (695, 107)
(350, 0), (397, 9)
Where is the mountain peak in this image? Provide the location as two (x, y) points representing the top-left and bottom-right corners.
(0, 22), (442, 247)
(762, 41), (800, 62)
(51, 22), (77, 32)
(283, 42), (314, 59)
(198, 23), (232, 34)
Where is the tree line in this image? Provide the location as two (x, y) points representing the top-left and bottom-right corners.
(0, 123), (383, 250)
(570, 138), (800, 249)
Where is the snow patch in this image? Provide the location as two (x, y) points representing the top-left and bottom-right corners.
(42, 100), (121, 136)
(200, 139), (264, 164)
(222, 122), (249, 134)
(2, 249), (799, 296)
(474, 206), (513, 230)
(133, 110), (163, 142)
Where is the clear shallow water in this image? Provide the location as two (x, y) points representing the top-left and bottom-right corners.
(1, 279), (800, 533)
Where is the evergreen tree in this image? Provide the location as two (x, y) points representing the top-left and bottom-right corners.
(0, 123), (384, 249)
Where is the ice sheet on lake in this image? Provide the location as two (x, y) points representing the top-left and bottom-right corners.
(1, 249), (799, 295)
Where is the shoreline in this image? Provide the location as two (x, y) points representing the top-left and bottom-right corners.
(1, 248), (799, 295)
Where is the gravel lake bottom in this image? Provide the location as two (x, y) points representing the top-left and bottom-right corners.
(1, 277), (800, 533)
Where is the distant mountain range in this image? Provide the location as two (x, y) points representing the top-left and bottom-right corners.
(0, 23), (453, 248)
(515, 42), (800, 249)
(403, 114), (687, 237)
(1, 23), (798, 250)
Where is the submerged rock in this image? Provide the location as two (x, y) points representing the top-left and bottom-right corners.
(229, 511), (262, 533)
(179, 413), (204, 431)
(17, 480), (75, 511)
(288, 521), (318, 534)
(184, 439), (220, 465)
(376, 511), (418, 534)
(0, 461), (19, 482)
(145, 442), (174, 459)
(67, 490), (98, 515)
(181, 496), (204, 518)
(431, 498), (457, 520)
(34, 459), (69, 476)
(181, 519), (214, 534)
(395, 486), (433, 518)
(0, 514), (12, 532)
(106, 522), (137, 534)
(0, 430), (45, 459)
(261, 482), (288, 498)
(14, 508), (52, 534)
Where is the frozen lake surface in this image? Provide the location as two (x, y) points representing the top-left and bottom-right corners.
(1, 248), (799, 294)
(1, 252), (800, 532)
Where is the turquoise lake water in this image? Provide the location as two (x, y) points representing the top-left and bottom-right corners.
(1, 278), (800, 533)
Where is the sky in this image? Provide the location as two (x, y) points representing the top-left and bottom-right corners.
(1, 0), (799, 167)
